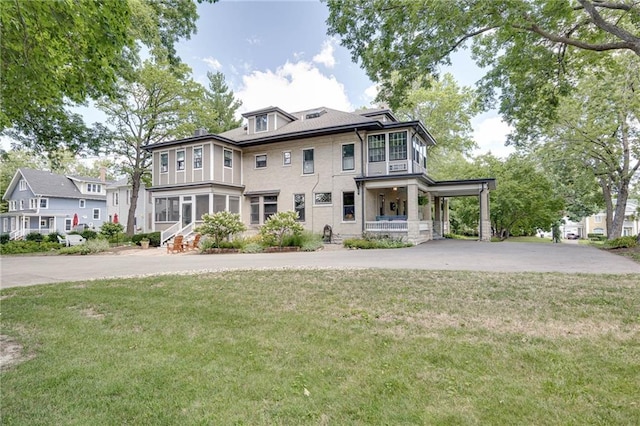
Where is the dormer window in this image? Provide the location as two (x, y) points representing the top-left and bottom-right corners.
(87, 183), (102, 193)
(255, 114), (268, 132)
(19, 179), (27, 191)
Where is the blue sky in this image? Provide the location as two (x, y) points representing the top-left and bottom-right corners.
(177, 0), (513, 157)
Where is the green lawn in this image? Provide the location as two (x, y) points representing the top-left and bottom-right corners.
(2, 270), (639, 424)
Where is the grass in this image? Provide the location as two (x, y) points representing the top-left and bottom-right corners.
(2, 270), (639, 424)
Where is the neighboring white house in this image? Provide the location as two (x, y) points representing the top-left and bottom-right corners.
(144, 106), (496, 245)
(106, 178), (153, 233)
(1, 168), (112, 239)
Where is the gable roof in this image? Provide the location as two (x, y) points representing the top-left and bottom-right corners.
(2, 168), (107, 201)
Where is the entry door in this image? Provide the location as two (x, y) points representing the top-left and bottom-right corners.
(182, 203), (192, 227)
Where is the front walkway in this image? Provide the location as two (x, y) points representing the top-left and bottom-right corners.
(1, 240), (638, 289)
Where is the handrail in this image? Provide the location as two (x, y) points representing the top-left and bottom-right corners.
(161, 221), (196, 246)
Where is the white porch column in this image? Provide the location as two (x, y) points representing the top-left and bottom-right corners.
(479, 185), (491, 241)
(406, 184), (419, 242)
(442, 198), (450, 235)
(433, 196), (442, 237)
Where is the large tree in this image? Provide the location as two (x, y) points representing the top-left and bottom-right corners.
(201, 71), (243, 133)
(394, 73), (479, 179)
(1, 0), (214, 154)
(453, 154), (564, 239)
(97, 61), (208, 235)
(325, 0), (640, 137)
(539, 53), (639, 239)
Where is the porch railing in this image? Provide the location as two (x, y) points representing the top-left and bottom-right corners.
(9, 228), (54, 240)
(160, 221), (199, 246)
(365, 221), (408, 232)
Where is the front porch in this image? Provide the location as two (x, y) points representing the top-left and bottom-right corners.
(356, 175), (495, 244)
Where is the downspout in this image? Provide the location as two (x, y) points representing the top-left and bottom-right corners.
(355, 129), (366, 230)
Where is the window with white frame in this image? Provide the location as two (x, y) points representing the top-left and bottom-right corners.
(250, 196), (260, 224)
(177, 150), (185, 171)
(314, 192), (332, 205)
(79, 199), (86, 208)
(193, 147), (203, 169)
(303, 149), (314, 174)
(9, 200), (16, 211)
(224, 149), (233, 167)
(263, 195), (277, 221)
(154, 197), (180, 222)
(19, 179), (27, 191)
(343, 192), (355, 221)
(368, 134), (385, 162)
(93, 208), (100, 220)
(594, 215), (602, 223)
(283, 151), (291, 166)
(229, 196), (240, 214)
(29, 198), (37, 209)
(40, 219), (47, 228)
(160, 152), (169, 173)
(294, 194), (305, 221)
(87, 183), (102, 193)
(40, 198), (48, 208)
(255, 154), (267, 168)
(113, 192), (119, 206)
(255, 114), (268, 132)
(65, 218), (72, 231)
(19, 199), (24, 210)
(389, 131), (407, 160)
(342, 143), (355, 171)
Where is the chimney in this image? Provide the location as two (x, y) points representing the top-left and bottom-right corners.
(99, 167), (106, 182)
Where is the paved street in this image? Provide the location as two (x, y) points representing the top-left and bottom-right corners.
(1, 240), (638, 289)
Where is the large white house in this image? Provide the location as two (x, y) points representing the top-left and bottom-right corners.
(144, 106), (496, 245)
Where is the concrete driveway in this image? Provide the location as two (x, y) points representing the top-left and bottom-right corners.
(1, 240), (638, 289)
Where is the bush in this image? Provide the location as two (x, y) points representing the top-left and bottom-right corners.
(100, 222), (124, 240)
(58, 238), (110, 255)
(197, 211), (246, 248)
(587, 233), (607, 242)
(0, 234), (9, 244)
(283, 231), (323, 251)
(344, 233), (412, 249)
(74, 229), (98, 240)
(46, 232), (63, 243)
(260, 211), (304, 247)
(0, 240), (61, 255)
(241, 242), (264, 253)
(131, 232), (161, 247)
(25, 232), (44, 242)
(604, 236), (637, 249)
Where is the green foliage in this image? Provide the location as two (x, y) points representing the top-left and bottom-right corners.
(604, 236), (637, 249)
(241, 242), (264, 253)
(260, 211), (304, 247)
(199, 71), (243, 133)
(58, 239), (110, 255)
(326, 0), (640, 137)
(587, 233), (607, 242)
(131, 232), (161, 247)
(25, 232), (44, 242)
(197, 211), (246, 248)
(79, 230), (98, 240)
(0, 240), (61, 254)
(100, 222), (125, 239)
(343, 234), (412, 249)
(0, 234), (9, 244)
(45, 232), (63, 243)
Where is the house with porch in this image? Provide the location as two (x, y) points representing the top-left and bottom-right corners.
(106, 178), (153, 233)
(145, 106), (495, 245)
(1, 168), (111, 239)
(583, 199), (639, 237)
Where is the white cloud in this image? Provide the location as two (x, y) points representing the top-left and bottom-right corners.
(472, 115), (515, 158)
(236, 60), (353, 113)
(203, 57), (222, 70)
(362, 83), (379, 106)
(246, 36), (261, 46)
(312, 39), (336, 69)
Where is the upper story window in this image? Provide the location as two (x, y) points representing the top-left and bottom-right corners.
(255, 114), (268, 132)
(160, 152), (169, 173)
(177, 150), (185, 171)
(389, 131), (407, 160)
(40, 198), (48, 208)
(193, 147), (203, 169)
(224, 149), (233, 168)
(87, 183), (102, 193)
(113, 192), (119, 206)
(594, 215), (602, 223)
(283, 151), (291, 166)
(412, 135), (426, 168)
(342, 143), (355, 171)
(93, 208), (100, 220)
(368, 134), (386, 162)
(303, 148), (314, 174)
(255, 154), (267, 169)
(19, 199), (24, 210)
(29, 198), (37, 209)
(19, 179), (27, 191)
(79, 199), (86, 208)
(9, 200), (16, 211)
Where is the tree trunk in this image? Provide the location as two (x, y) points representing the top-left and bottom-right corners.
(126, 169), (142, 236)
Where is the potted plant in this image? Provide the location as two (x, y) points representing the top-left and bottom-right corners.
(140, 238), (150, 249)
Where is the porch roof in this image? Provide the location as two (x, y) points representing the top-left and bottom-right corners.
(354, 174), (496, 197)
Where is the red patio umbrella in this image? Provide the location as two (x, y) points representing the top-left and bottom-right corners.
(72, 213), (79, 227)
(113, 213), (119, 224)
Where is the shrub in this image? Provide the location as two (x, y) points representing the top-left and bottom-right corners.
(100, 222), (124, 240)
(604, 236), (637, 249)
(131, 232), (161, 247)
(58, 238), (110, 255)
(0, 234), (9, 244)
(260, 211), (303, 247)
(46, 232), (63, 243)
(197, 211), (246, 248)
(78, 229), (98, 240)
(25, 232), (44, 242)
(343, 233), (412, 249)
(0, 240), (61, 255)
(241, 242), (264, 253)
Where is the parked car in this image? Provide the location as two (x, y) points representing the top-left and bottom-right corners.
(566, 233), (579, 240)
